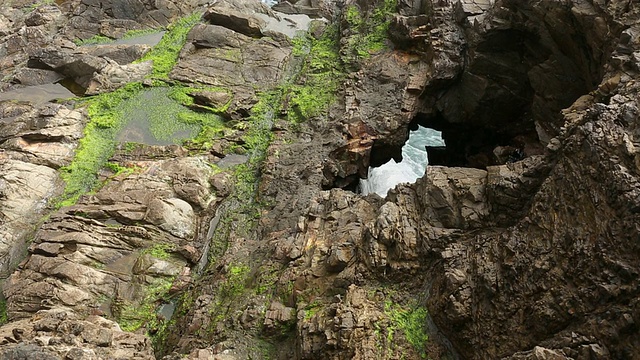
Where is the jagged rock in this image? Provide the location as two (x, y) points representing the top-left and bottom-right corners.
(0, 307), (154, 359)
(61, 0), (199, 41)
(0, 103), (86, 168)
(263, 301), (295, 331)
(506, 346), (571, 360)
(29, 47), (152, 94)
(0, 160), (62, 277)
(203, 4), (267, 38)
(79, 43), (151, 65)
(24, 5), (63, 27)
(11, 68), (65, 86)
(3, 156), (216, 320)
(171, 6), (292, 118)
(0, 0), (638, 359)
(190, 90), (232, 111)
(84, 59), (152, 95)
(415, 166), (488, 229)
(485, 155), (550, 225)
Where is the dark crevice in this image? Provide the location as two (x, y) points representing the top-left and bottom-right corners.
(57, 78), (86, 97)
(369, 139), (403, 168)
(416, 112), (541, 169)
(419, 20), (611, 169)
(321, 174), (360, 192)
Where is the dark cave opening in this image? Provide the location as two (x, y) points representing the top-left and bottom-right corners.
(326, 5), (614, 191)
(409, 20), (610, 169)
(416, 112), (541, 169)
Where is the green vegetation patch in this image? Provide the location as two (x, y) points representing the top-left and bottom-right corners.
(384, 301), (429, 358)
(57, 13), (229, 207)
(143, 243), (174, 260)
(58, 82), (143, 207)
(283, 24), (344, 123)
(206, 263), (250, 326)
(74, 35), (113, 46)
(137, 12), (201, 78)
(60, 83), (227, 207)
(118, 276), (175, 333)
(119, 86), (225, 145)
(303, 300), (322, 320)
(343, 0), (396, 63)
(0, 298), (7, 326)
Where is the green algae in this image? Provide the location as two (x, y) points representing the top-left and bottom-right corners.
(137, 12), (201, 78)
(343, 0), (396, 65)
(384, 301), (429, 358)
(283, 23), (345, 123)
(57, 12), (219, 207)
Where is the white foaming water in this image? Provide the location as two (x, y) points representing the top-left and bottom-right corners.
(262, 0), (277, 6)
(360, 126), (444, 197)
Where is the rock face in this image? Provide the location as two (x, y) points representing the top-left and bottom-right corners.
(0, 0), (639, 359)
(4, 155), (216, 320)
(0, 102), (86, 279)
(0, 0), (199, 96)
(169, 0), (317, 119)
(253, 0), (640, 358)
(0, 307), (154, 359)
(60, 0), (199, 40)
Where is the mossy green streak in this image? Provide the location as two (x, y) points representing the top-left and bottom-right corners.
(384, 301), (429, 358)
(284, 23), (345, 123)
(137, 12), (201, 78)
(57, 13), (207, 207)
(343, 0), (396, 64)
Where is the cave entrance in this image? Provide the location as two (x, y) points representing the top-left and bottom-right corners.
(359, 121), (444, 197)
(415, 112), (541, 169)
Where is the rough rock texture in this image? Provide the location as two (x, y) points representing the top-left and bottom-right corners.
(0, 0), (200, 96)
(30, 45), (154, 95)
(0, 102), (86, 279)
(170, 23), (289, 118)
(0, 103), (86, 168)
(59, 0), (200, 40)
(170, 0), (316, 119)
(4, 156), (216, 320)
(0, 307), (155, 359)
(198, 0), (640, 358)
(1, 0), (640, 359)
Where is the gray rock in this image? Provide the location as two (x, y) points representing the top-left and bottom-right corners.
(79, 43), (151, 65)
(0, 308), (153, 359)
(0, 160), (62, 277)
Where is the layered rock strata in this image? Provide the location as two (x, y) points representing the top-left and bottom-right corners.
(0, 0), (639, 359)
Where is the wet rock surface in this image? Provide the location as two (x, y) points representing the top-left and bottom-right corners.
(0, 0), (639, 359)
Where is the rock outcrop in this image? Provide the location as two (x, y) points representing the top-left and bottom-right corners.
(0, 0), (639, 359)
(0, 307), (154, 359)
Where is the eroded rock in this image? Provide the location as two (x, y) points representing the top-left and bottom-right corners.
(0, 307), (154, 359)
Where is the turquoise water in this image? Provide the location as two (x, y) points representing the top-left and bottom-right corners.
(360, 126), (445, 197)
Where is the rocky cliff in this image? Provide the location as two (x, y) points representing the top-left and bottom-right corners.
(0, 0), (639, 359)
